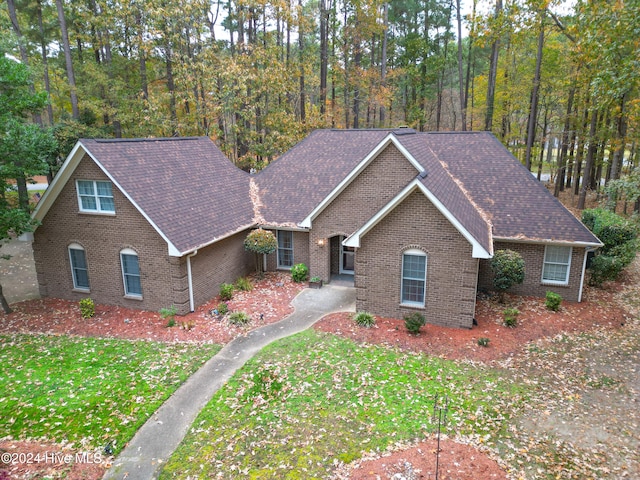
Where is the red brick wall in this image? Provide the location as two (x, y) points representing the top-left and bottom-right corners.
(478, 241), (585, 302)
(356, 190), (478, 329)
(33, 155), (184, 312)
(310, 144), (418, 282)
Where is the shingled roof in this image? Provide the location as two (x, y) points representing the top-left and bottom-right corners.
(34, 137), (254, 255)
(35, 130), (600, 258)
(257, 129), (600, 250)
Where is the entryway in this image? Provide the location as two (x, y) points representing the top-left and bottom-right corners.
(330, 235), (355, 286)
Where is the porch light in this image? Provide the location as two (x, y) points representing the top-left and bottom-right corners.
(317, 238), (326, 247)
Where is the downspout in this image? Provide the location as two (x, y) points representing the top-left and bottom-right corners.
(187, 250), (198, 312)
(578, 246), (598, 303)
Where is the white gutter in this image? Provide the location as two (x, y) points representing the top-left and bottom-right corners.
(186, 250), (198, 312)
(578, 246), (599, 303)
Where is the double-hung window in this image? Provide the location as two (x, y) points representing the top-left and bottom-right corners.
(277, 230), (294, 269)
(121, 249), (142, 297)
(401, 250), (427, 306)
(77, 180), (115, 213)
(68, 244), (90, 290)
(542, 245), (572, 285)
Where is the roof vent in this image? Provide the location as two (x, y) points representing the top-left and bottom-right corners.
(393, 126), (416, 136)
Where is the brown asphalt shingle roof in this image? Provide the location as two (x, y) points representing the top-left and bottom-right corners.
(417, 132), (601, 245)
(76, 130), (599, 257)
(81, 137), (253, 254)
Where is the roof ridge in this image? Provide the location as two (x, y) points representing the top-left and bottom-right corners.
(89, 136), (207, 143)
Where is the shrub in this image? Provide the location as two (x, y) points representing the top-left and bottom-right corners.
(235, 276), (253, 292)
(217, 302), (229, 316)
(583, 208), (639, 285)
(219, 283), (235, 301)
(244, 228), (277, 276)
(545, 291), (562, 311)
(503, 307), (519, 327)
(477, 337), (490, 347)
(159, 305), (178, 326)
(589, 254), (625, 286)
(404, 312), (426, 335)
(228, 311), (251, 326)
(353, 311), (375, 328)
(290, 263), (309, 283)
(79, 298), (95, 319)
(490, 249), (525, 301)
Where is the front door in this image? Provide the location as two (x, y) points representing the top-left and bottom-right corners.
(340, 238), (355, 274)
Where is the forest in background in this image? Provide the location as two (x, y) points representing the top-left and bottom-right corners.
(1, 0), (639, 210)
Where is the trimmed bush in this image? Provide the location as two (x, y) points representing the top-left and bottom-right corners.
(244, 228), (278, 277)
(79, 298), (95, 319)
(404, 312), (426, 335)
(291, 263), (309, 283)
(219, 283), (234, 301)
(228, 311), (251, 326)
(235, 276), (253, 292)
(490, 249), (525, 301)
(503, 307), (519, 327)
(353, 311), (376, 328)
(545, 291), (562, 311)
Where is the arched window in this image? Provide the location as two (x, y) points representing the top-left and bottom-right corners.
(401, 249), (427, 306)
(120, 249), (142, 297)
(68, 243), (90, 290)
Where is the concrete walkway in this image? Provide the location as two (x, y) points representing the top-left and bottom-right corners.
(104, 285), (356, 480)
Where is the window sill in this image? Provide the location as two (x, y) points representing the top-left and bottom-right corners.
(124, 294), (143, 301)
(72, 288), (90, 294)
(277, 266), (293, 271)
(541, 281), (569, 288)
(78, 211), (116, 216)
(400, 302), (426, 310)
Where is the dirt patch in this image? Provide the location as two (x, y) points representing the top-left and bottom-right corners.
(334, 438), (508, 480)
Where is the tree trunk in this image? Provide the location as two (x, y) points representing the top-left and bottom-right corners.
(55, 0), (79, 120)
(555, 85), (575, 196)
(298, 0), (306, 122)
(455, 0), (466, 131)
(609, 92), (628, 181)
(319, 0), (329, 117)
(0, 282), (11, 314)
(36, 0), (54, 125)
(524, 14), (545, 171)
(577, 107), (599, 210)
(485, 0), (502, 131)
(379, 2), (388, 126)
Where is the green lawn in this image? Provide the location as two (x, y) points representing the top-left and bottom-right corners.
(0, 334), (220, 453)
(160, 330), (528, 479)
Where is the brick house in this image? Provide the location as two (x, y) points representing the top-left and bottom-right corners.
(32, 129), (601, 328)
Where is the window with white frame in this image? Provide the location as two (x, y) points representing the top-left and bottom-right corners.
(77, 180), (115, 213)
(542, 245), (572, 285)
(120, 249), (142, 297)
(401, 249), (427, 306)
(277, 230), (294, 268)
(68, 244), (90, 290)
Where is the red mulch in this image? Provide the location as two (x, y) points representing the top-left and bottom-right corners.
(0, 272), (304, 344)
(314, 285), (629, 364)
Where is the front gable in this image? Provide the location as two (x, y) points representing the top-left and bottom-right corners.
(33, 142), (182, 256)
(300, 133), (424, 229)
(344, 179), (492, 259)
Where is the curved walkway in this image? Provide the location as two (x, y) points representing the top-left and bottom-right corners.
(103, 285), (356, 480)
